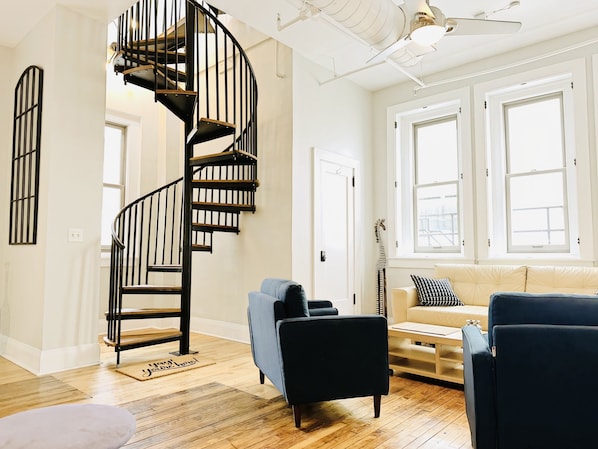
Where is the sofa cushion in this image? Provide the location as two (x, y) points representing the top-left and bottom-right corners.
(411, 275), (464, 306)
(526, 265), (598, 294)
(407, 304), (489, 330)
(434, 264), (527, 307)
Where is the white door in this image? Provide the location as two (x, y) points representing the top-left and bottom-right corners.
(314, 149), (358, 315)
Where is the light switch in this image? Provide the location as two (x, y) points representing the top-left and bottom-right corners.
(68, 228), (83, 242)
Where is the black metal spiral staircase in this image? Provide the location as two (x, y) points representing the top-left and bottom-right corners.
(105, 0), (258, 363)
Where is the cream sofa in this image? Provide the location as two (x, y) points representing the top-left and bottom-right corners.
(391, 264), (598, 331)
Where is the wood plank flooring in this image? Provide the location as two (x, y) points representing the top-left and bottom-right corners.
(0, 332), (473, 448)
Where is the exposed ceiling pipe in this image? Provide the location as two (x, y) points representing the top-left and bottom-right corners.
(308, 0), (429, 67)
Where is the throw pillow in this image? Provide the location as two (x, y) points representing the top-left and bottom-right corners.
(410, 274), (464, 306)
(278, 281), (310, 318)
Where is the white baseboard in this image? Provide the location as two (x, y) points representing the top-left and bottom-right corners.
(98, 317), (250, 345)
(190, 317), (250, 344)
(0, 334), (100, 375)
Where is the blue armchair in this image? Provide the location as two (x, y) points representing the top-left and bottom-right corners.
(248, 278), (389, 427)
(463, 292), (598, 449)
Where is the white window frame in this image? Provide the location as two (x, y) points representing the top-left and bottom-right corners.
(101, 111), (142, 261)
(475, 59), (593, 263)
(101, 122), (127, 251)
(387, 87), (474, 263)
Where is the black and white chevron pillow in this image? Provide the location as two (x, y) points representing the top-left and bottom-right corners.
(411, 274), (464, 306)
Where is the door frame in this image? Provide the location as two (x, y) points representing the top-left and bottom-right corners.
(313, 147), (361, 314)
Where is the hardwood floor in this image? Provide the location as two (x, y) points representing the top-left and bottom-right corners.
(0, 332), (473, 448)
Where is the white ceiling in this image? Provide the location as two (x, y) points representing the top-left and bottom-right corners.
(0, 0), (135, 48)
(3, 1), (598, 91)
(206, 0), (598, 91)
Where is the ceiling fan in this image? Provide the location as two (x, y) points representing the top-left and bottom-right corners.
(367, 0), (522, 65)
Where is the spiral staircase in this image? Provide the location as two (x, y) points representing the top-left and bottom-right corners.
(104, 0), (258, 363)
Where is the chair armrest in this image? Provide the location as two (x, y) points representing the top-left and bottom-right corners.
(277, 315), (389, 405)
(247, 292), (287, 392)
(462, 325), (496, 449)
(308, 300), (339, 316)
(390, 286), (418, 324)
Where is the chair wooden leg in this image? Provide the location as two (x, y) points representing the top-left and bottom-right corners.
(292, 404), (301, 428)
(373, 395), (381, 418)
(259, 370), (265, 384)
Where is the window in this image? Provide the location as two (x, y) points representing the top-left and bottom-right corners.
(101, 123), (126, 249)
(413, 116), (460, 252)
(392, 92), (471, 257)
(504, 94), (568, 251)
(485, 76), (577, 255)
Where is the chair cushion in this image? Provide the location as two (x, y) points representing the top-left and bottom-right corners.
(411, 274), (464, 306)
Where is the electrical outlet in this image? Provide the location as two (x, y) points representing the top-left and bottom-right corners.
(68, 228), (83, 242)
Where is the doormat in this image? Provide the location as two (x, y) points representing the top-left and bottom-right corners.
(116, 354), (215, 381)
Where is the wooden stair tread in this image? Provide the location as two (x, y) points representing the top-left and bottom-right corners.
(192, 223), (239, 233)
(191, 179), (259, 191)
(122, 285), (182, 294)
(192, 244), (212, 252)
(192, 201), (255, 212)
(103, 329), (182, 348)
(189, 149), (257, 167)
(105, 308), (182, 319)
(187, 118), (236, 145)
(148, 264), (182, 272)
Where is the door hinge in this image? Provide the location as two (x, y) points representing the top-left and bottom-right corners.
(353, 293), (356, 305)
(571, 81), (574, 90)
(352, 176), (355, 187)
(488, 238), (491, 247)
(573, 158), (577, 166)
(578, 237), (581, 245)
(396, 241), (399, 248)
(484, 100), (487, 109)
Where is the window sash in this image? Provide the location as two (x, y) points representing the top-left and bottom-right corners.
(414, 181), (461, 252)
(101, 123), (126, 250)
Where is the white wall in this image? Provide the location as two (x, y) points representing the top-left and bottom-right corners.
(0, 45), (14, 342)
(190, 39), (294, 341)
(1, 6), (107, 374)
(373, 26), (598, 294)
(291, 54), (376, 313)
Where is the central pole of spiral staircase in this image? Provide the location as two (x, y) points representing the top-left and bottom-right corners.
(178, 2), (197, 356)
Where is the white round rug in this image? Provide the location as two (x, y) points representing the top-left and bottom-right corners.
(0, 403), (136, 449)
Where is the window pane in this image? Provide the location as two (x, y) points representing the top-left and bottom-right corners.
(505, 95), (564, 174)
(415, 117), (458, 184)
(415, 183), (459, 250)
(103, 125), (123, 185)
(508, 172), (566, 247)
(101, 187), (122, 247)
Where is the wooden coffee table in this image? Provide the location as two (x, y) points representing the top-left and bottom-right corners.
(388, 321), (465, 384)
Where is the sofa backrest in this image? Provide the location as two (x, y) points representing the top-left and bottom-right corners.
(525, 265), (598, 294)
(434, 264), (526, 306)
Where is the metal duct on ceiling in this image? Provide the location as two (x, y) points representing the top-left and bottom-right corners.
(309, 0), (429, 66)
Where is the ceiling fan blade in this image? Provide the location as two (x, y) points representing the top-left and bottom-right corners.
(445, 18), (522, 35)
(366, 37), (411, 64)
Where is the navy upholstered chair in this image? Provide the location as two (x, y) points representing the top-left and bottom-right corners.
(248, 278), (389, 427)
(463, 292), (598, 449)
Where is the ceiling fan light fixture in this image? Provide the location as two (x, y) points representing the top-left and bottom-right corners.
(410, 23), (446, 46)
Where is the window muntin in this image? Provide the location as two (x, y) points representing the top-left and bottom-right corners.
(413, 115), (460, 252)
(101, 123), (126, 249)
(502, 93), (569, 252)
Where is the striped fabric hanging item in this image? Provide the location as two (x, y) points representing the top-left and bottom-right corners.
(375, 219), (387, 316)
